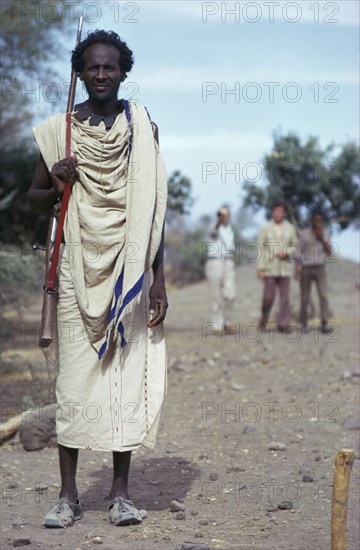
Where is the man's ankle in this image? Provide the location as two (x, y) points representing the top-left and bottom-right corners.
(59, 489), (78, 503)
(109, 487), (129, 500)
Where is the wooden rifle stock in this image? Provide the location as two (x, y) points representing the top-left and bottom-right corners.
(38, 17), (83, 348)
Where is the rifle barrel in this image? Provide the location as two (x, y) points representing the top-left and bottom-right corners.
(66, 16), (83, 113)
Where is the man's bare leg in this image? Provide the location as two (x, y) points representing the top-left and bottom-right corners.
(108, 451), (142, 525)
(58, 444), (79, 502)
(110, 451), (132, 500)
(43, 444), (81, 527)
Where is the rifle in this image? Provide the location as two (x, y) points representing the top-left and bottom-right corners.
(34, 17), (83, 348)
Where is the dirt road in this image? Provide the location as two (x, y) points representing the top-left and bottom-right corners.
(1, 259), (359, 549)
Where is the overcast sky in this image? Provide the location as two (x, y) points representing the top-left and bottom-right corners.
(33, 0), (359, 260)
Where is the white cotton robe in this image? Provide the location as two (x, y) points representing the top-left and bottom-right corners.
(33, 103), (168, 451)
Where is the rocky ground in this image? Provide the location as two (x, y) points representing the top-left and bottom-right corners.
(1, 259), (359, 550)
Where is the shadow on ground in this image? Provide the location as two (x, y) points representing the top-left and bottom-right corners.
(83, 455), (201, 512)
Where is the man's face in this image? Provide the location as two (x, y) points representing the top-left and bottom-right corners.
(218, 207), (230, 224)
(80, 43), (124, 103)
(312, 214), (323, 227)
(272, 206), (286, 224)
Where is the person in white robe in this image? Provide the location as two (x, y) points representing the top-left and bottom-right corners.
(27, 30), (167, 528)
(205, 206), (237, 331)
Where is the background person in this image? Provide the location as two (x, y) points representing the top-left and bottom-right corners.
(205, 205), (237, 332)
(257, 199), (299, 332)
(296, 212), (332, 334)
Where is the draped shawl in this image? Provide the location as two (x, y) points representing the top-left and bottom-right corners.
(33, 103), (167, 358)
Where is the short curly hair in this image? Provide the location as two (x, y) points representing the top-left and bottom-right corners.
(271, 198), (287, 210)
(71, 30), (134, 77)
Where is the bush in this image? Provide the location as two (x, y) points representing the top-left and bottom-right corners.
(0, 244), (44, 307)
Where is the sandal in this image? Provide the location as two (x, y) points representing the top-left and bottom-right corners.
(108, 496), (143, 526)
(43, 497), (83, 528)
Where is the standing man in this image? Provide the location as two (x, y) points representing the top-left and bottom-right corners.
(296, 213), (332, 334)
(205, 205), (237, 332)
(27, 30), (168, 528)
(257, 200), (299, 332)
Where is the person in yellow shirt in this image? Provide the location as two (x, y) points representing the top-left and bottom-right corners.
(257, 200), (299, 332)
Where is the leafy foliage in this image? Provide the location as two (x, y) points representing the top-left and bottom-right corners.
(0, 0), (73, 244)
(0, 242), (44, 306)
(167, 170), (194, 216)
(165, 216), (207, 285)
(0, 147), (50, 245)
(243, 132), (360, 229)
(1, 0), (71, 149)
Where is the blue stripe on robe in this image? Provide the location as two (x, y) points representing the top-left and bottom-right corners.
(98, 271), (145, 359)
(118, 321), (126, 348)
(108, 267), (124, 323)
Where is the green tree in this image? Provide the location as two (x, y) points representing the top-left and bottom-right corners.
(165, 214), (209, 286)
(166, 170), (194, 217)
(0, 148), (47, 245)
(1, 0), (72, 149)
(243, 132), (360, 229)
(165, 170), (198, 285)
(1, 0), (75, 244)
